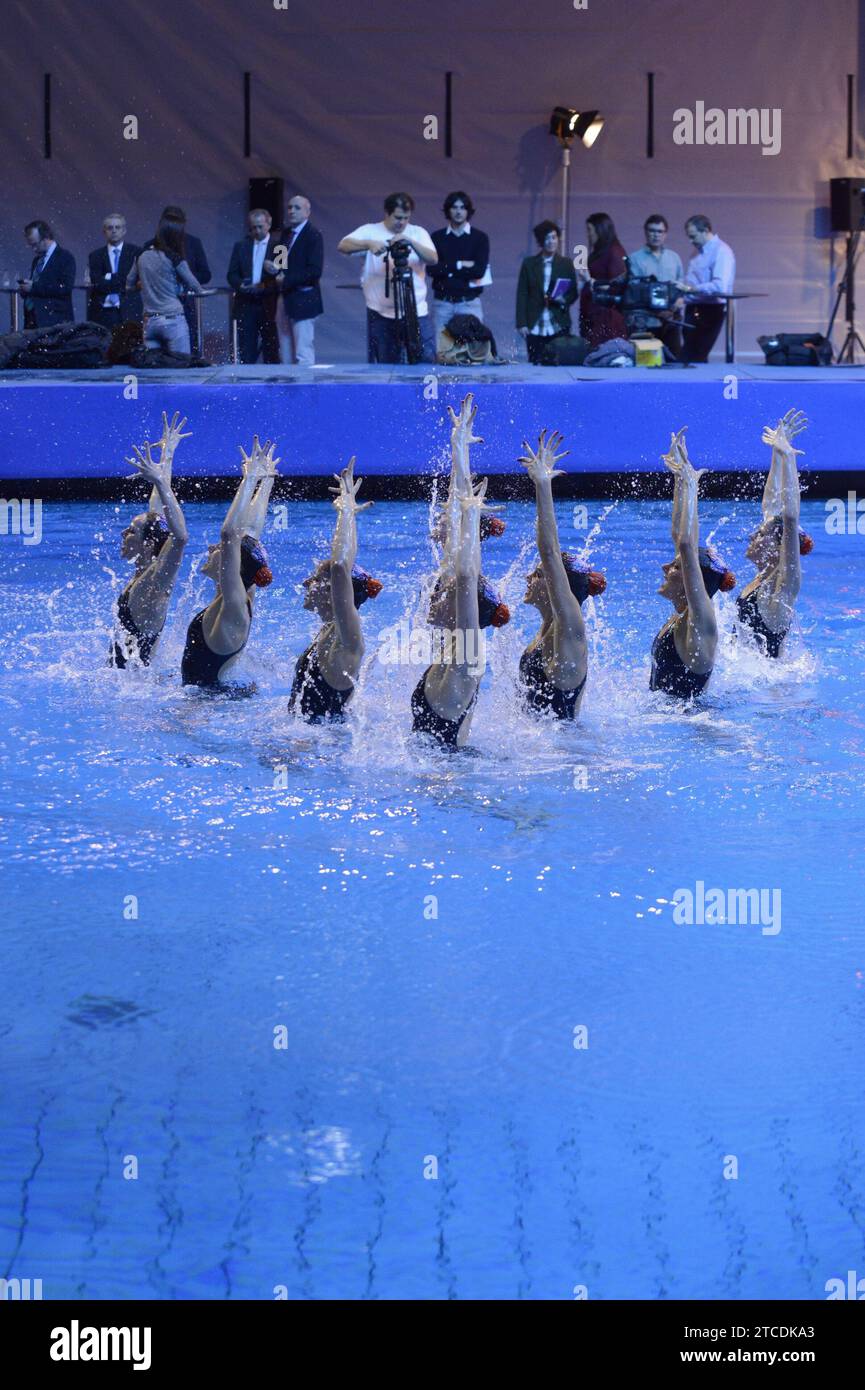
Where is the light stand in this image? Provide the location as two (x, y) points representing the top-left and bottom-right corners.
(549, 108), (604, 254)
(826, 211), (865, 364)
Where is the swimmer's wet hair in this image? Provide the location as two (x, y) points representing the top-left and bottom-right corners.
(351, 565), (383, 607)
(768, 514), (814, 556)
(141, 512), (170, 556)
(480, 515), (506, 540)
(561, 553), (607, 605)
(240, 534), (273, 588)
(698, 544), (735, 597)
(478, 577), (510, 628)
(428, 574), (510, 628)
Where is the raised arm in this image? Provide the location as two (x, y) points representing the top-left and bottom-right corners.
(760, 409), (806, 521)
(244, 440), (279, 540)
(218, 438), (273, 626)
(147, 411), (191, 515)
(328, 458), (372, 656)
(452, 480), (484, 661)
(424, 477), (487, 720)
(761, 412), (807, 619)
(665, 429), (717, 662)
(519, 431), (582, 624)
(124, 436), (188, 607)
(441, 394), (482, 562)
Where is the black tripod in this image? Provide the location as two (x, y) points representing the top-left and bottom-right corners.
(383, 241), (422, 364)
(827, 211), (865, 364)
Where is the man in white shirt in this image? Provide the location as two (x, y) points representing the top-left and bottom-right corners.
(681, 214), (736, 363)
(338, 192), (438, 362)
(87, 214), (142, 329)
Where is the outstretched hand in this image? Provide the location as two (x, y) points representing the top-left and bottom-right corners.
(126, 441), (163, 485)
(459, 475), (503, 516)
(329, 456), (373, 512)
(239, 435), (279, 478)
(154, 410), (192, 462)
(762, 408), (807, 456)
(448, 392), (484, 447)
(661, 426), (705, 483)
(518, 428), (568, 483)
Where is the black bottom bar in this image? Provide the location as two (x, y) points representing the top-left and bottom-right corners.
(4, 471), (864, 503)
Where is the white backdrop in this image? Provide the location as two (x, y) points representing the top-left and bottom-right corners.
(1, 0), (863, 360)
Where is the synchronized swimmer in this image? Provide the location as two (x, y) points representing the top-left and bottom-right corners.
(110, 397), (812, 744)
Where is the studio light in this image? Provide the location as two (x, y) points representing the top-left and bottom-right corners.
(549, 107), (604, 149)
(549, 108), (604, 250)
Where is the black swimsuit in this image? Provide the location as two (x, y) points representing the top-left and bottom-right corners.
(519, 647), (585, 720)
(411, 667), (478, 747)
(736, 589), (788, 659)
(112, 587), (161, 668)
(289, 644), (354, 722)
(650, 621), (712, 700)
(181, 602), (252, 687)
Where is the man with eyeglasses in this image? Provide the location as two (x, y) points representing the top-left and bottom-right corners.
(627, 214), (685, 356)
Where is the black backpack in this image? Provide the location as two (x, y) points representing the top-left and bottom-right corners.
(758, 332), (833, 367)
(0, 320), (111, 369)
(538, 334), (590, 366)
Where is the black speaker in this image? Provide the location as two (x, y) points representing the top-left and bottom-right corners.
(830, 177), (865, 233)
(248, 177), (284, 229)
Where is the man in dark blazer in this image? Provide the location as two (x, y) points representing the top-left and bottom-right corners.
(87, 213), (142, 328)
(515, 220), (578, 364)
(20, 220), (76, 327)
(278, 194), (323, 366)
(226, 209), (282, 364)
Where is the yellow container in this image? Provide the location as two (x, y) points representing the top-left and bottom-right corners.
(633, 336), (664, 367)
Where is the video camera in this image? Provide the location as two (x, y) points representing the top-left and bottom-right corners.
(383, 238), (413, 274)
(591, 271), (681, 314)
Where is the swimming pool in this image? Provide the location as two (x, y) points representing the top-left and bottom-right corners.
(1, 496), (863, 1299)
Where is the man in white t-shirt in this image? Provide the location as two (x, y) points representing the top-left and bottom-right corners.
(338, 192), (438, 363)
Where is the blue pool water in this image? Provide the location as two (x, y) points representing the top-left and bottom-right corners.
(1, 496), (864, 1300)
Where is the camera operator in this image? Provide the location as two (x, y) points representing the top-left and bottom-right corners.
(627, 214), (685, 356)
(338, 193), (438, 363)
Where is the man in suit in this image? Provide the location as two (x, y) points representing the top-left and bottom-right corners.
(515, 220), (578, 364)
(278, 194), (323, 367)
(87, 213), (142, 329)
(226, 209), (282, 364)
(20, 220), (76, 327)
(159, 205), (211, 352)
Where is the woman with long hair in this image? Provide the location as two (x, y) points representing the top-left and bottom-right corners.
(126, 215), (211, 354)
(737, 410), (811, 658)
(518, 430), (606, 719)
(180, 437), (277, 688)
(289, 458), (381, 722)
(650, 428), (735, 700)
(578, 211), (628, 348)
(112, 411), (190, 668)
